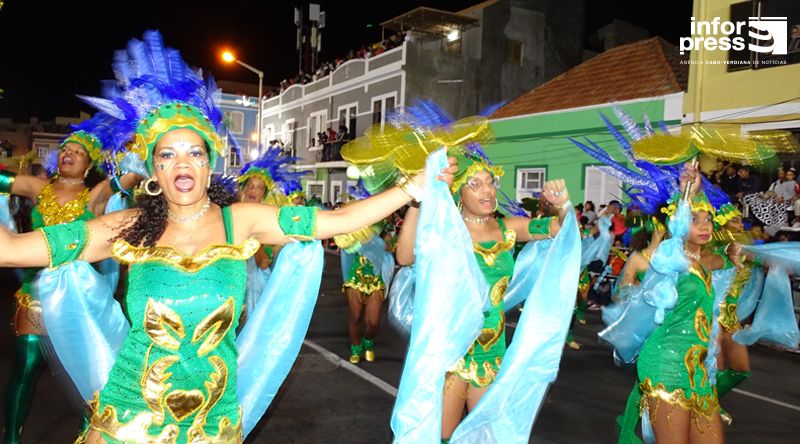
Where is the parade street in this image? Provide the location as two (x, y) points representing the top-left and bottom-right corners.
(0, 255), (797, 444)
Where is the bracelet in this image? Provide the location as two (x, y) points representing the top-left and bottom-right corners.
(395, 175), (423, 203)
(0, 170), (16, 194)
(559, 200), (572, 211)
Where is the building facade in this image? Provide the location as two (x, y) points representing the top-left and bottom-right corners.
(260, 0), (585, 203)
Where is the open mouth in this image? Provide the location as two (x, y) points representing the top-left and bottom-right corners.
(479, 198), (494, 208)
(174, 174), (195, 192)
(61, 155), (75, 166)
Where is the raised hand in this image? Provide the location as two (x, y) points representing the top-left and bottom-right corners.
(541, 179), (570, 209)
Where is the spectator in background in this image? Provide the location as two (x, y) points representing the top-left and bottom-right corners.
(337, 124), (350, 142)
(720, 164), (739, 197)
(608, 200), (627, 238)
(768, 167), (785, 192)
(775, 168), (797, 202)
(326, 127), (337, 142)
(736, 165), (760, 199)
(583, 200), (597, 225)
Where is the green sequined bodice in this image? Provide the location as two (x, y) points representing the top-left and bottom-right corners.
(637, 267), (718, 416)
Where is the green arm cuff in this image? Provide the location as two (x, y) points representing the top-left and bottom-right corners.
(528, 216), (553, 237)
(0, 170), (16, 194)
(277, 206), (318, 241)
(40, 220), (89, 268)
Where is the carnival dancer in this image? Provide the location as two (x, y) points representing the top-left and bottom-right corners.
(0, 120), (141, 444)
(351, 100), (580, 444)
(0, 31), (456, 444)
(335, 183), (395, 364)
(236, 148), (308, 317)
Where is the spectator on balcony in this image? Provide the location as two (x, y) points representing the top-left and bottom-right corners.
(767, 167), (785, 192)
(326, 127), (337, 142)
(775, 167), (797, 202)
(735, 165), (759, 199)
(337, 124), (350, 142)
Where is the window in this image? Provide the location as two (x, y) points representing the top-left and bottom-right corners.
(372, 95), (396, 128)
(338, 104), (357, 138)
(308, 111), (327, 147)
(583, 166), (622, 207)
(283, 120), (297, 150)
(36, 144), (49, 159)
(226, 111), (244, 134)
(505, 39), (523, 66)
(264, 124), (275, 143)
(306, 180), (325, 202)
(515, 167), (546, 201)
(228, 149), (241, 168)
(332, 182), (344, 204)
(445, 38), (461, 55)
(727, 0), (800, 71)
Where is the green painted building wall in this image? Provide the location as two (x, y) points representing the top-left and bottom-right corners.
(486, 99), (681, 205)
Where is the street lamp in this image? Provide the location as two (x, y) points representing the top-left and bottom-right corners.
(221, 50), (264, 164)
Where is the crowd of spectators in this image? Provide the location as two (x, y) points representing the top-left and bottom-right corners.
(278, 33), (405, 92)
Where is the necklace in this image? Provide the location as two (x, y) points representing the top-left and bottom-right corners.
(463, 215), (490, 224)
(168, 198), (211, 224)
(57, 177), (84, 185)
(684, 248), (701, 261)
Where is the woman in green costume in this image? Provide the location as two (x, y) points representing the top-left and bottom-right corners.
(0, 129), (141, 444)
(620, 166), (741, 444)
(396, 155), (572, 442)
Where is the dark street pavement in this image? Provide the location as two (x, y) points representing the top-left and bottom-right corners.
(0, 254), (797, 443)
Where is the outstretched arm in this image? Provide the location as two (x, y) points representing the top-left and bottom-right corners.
(0, 208), (137, 268)
(1, 172), (48, 201)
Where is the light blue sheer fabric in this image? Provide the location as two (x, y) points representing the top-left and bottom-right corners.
(742, 242), (800, 275)
(705, 267), (737, 385)
(340, 249), (354, 284)
(580, 215), (612, 268)
(244, 256), (270, 317)
(735, 266), (765, 320)
(36, 261), (130, 400)
(602, 283), (635, 327)
(237, 240), (323, 437)
(597, 201), (690, 364)
(733, 266), (800, 350)
(387, 266), (415, 338)
(391, 149), (489, 444)
(450, 210), (580, 444)
(502, 238), (552, 311)
(0, 194), (16, 231)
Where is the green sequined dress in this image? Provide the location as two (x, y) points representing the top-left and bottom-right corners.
(636, 266), (719, 421)
(450, 218), (518, 387)
(88, 206), (258, 443)
(342, 253), (385, 296)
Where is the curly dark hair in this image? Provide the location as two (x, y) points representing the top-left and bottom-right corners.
(118, 176), (236, 247)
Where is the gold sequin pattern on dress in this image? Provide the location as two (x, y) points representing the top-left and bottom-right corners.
(473, 229), (516, 267)
(111, 238), (260, 273)
(37, 183), (90, 226)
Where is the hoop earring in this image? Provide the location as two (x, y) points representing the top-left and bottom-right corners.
(207, 175), (212, 190)
(494, 200), (499, 212)
(84, 167), (91, 179)
(457, 200), (463, 213)
(144, 177), (162, 196)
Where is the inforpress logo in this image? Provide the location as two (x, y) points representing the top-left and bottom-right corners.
(680, 16), (788, 55)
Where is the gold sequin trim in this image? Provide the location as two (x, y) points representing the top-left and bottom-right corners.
(639, 378), (718, 422)
(490, 276), (509, 306)
(192, 297), (235, 357)
(14, 290), (41, 311)
(684, 344), (709, 390)
(718, 303), (740, 333)
(111, 238), (260, 273)
(476, 311), (505, 352)
(693, 308), (711, 343)
(473, 229), (516, 267)
(450, 356), (503, 388)
(37, 183), (90, 226)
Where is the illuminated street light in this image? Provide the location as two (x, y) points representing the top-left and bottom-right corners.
(220, 49), (264, 168)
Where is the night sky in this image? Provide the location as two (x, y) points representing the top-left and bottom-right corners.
(0, 0), (692, 120)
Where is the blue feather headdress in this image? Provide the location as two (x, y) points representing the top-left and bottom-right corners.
(569, 106), (734, 224)
(238, 147), (309, 202)
(77, 30), (228, 176)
